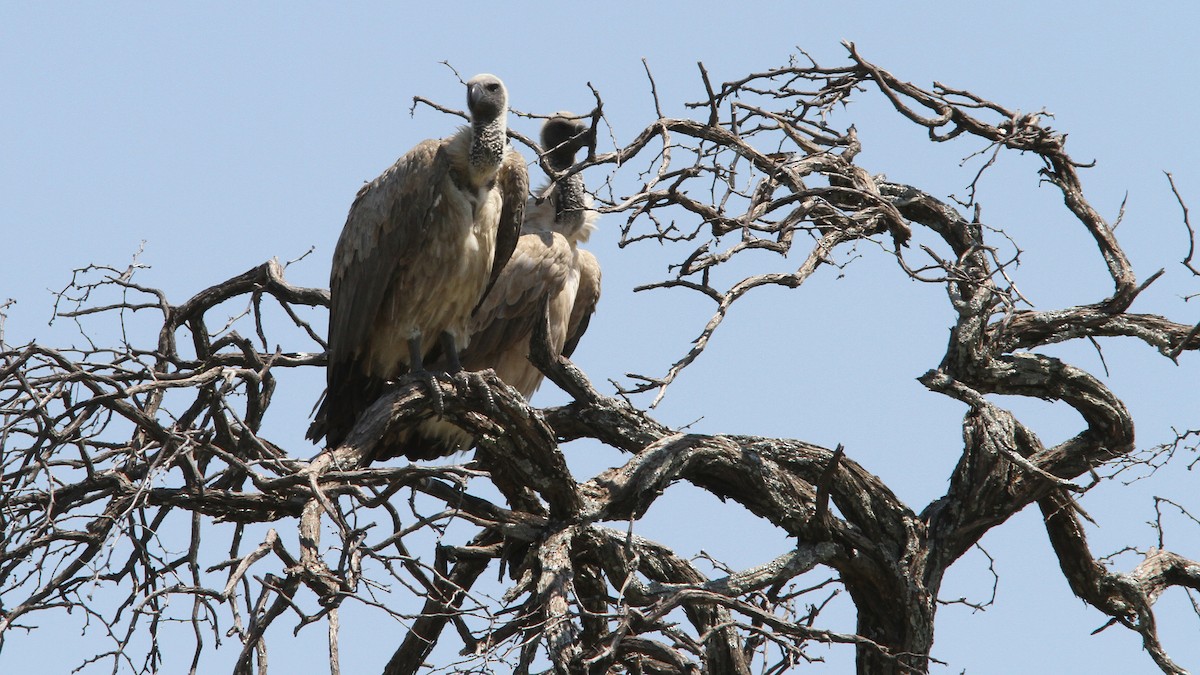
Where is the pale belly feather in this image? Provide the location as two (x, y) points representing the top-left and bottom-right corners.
(367, 179), (501, 378)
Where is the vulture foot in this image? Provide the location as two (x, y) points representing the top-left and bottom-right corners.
(453, 370), (498, 414)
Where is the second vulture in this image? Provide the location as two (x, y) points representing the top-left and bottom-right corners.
(401, 112), (601, 460)
(307, 74), (528, 451)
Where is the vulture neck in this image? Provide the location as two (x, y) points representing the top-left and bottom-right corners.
(551, 169), (589, 242)
(467, 117), (507, 185)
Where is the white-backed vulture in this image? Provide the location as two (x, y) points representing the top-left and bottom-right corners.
(307, 74), (528, 451)
(403, 112), (600, 460)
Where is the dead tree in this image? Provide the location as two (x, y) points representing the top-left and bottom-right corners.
(2, 44), (1199, 674)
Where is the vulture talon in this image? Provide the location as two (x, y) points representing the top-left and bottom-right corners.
(478, 374), (498, 415)
(424, 370), (448, 418)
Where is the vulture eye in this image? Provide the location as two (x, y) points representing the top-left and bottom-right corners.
(487, 82), (500, 93)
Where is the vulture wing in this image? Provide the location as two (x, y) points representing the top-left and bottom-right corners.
(309, 138), (452, 447)
(562, 248), (601, 358)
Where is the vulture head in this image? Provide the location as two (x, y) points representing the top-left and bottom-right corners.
(536, 112), (594, 241)
(466, 73), (508, 124)
(541, 111), (591, 171)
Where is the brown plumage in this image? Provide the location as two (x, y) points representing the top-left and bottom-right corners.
(307, 74), (528, 451)
(404, 112), (601, 459)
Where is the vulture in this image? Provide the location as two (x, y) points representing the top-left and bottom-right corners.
(402, 112), (601, 460)
(307, 74), (528, 451)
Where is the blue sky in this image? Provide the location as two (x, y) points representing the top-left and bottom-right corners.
(3, 3), (1199, 673)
